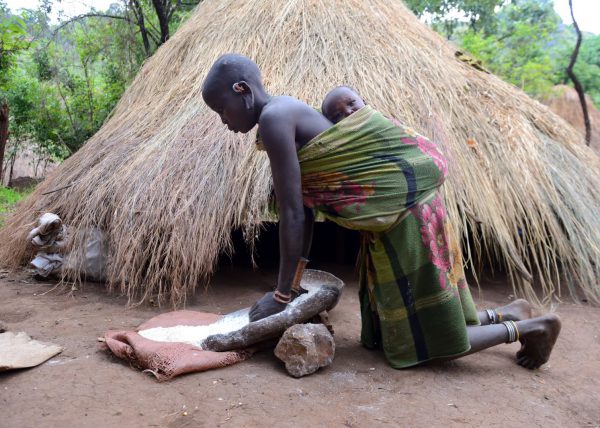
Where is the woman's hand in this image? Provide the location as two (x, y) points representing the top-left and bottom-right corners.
(249, 292), (288, 322)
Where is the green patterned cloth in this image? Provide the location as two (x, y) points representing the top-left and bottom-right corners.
(298, 106), (479, 368)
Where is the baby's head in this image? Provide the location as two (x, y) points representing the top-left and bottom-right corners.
(321, 86), (366, 123)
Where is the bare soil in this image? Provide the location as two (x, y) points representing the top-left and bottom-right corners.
(1, 265), (599, 427)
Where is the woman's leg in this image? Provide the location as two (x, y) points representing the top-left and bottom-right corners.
(464, 314), (562, 369)
(477, 299), (533, 325)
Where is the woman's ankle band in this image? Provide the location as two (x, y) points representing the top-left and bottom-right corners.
(502, 320), (519, 343)
(273, 290), (291, 304)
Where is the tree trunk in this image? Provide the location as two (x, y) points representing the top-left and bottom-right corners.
(55, 80), (79, 145)
(82, 59), (95, 125)
(151, 0), (171, 45)
(0, 102), (9, 184)
(566, 0), (592, 145)
(8, 150), (16, 187)
(130, 0), (152, 56)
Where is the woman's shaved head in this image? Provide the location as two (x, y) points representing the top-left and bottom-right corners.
(202, 53), (263, 99)
(202, 54), (267, 134)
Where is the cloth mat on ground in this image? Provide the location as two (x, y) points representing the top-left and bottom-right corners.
(104, 270), (344, 381)
(0, 331), (63, 371)
(104, 311), (252, 381)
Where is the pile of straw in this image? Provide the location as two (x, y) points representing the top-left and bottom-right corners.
(2, 0), (600, 306)
(542, 85), (600, 155)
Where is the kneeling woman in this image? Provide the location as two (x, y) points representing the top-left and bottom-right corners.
(201, 54), (561, 370)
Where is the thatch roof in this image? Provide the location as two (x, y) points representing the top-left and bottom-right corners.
(542, 85), (600, 155)
(2, 0), (600, 306)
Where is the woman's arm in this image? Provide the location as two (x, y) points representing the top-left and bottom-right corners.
(249, 107), (306, 321)
(302, 206), (315, 259)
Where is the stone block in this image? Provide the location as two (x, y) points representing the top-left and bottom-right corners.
(274, 323), (335, 378)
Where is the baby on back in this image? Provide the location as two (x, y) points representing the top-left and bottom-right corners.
(321, 86), (365, 124)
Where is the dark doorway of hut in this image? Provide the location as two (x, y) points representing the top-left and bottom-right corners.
(219, 221), (507, 284)
(219, 220), (531, 301)
(218, 222), (361, 274)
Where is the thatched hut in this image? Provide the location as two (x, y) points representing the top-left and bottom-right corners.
(2, 0), (600, 306)
(542, 85), (600, 155)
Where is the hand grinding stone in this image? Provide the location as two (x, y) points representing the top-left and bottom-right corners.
(274, 323), (335, 378)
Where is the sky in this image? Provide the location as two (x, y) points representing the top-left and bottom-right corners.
(6, 0), (116, 22)
(553, 0), (599, 34)
(5, 0), (600, 34)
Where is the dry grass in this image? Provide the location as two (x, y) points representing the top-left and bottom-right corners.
(1, 0), (600, 307)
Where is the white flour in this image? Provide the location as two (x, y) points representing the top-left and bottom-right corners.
(137, 289), (317, 349)
(138, 312), (250, 349)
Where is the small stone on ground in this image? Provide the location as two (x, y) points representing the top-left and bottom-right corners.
(274, 323), (335, 377)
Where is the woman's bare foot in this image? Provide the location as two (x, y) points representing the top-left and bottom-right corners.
(516, 314), (561, 369)
(496, 299), (532, 322)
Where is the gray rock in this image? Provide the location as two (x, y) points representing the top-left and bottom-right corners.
(274, 323), (335, 377)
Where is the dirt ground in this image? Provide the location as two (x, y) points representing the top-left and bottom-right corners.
(1, 264), (599, 428)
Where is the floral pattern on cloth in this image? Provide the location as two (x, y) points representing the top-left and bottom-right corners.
(389, 118), (448, 181)
(299, 106), (481, 368)
(302, 171), (375, 215)
(402, 135), (448, 180)
(414, 193), (452, 290)
(299, 107), (448, 231)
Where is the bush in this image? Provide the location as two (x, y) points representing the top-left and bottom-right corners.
(0, 186), (27, 227)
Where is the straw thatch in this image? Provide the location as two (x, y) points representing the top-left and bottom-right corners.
(542, 85), (600, 155)
(2, 0), (600, 307)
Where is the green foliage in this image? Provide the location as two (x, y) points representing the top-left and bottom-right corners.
(0, 186), (27, 227)
(33, 49), (54, 81)
(552, 33), (600, 107)
(455, 0), (600, 103)
(580, 36), (600, 68)
(0, 10), (28, 89)
(0, 0), (203, 170)
(404, 0), (600, 108)
(404, 0), (504, 39)
(0, 185), (25, 205)
(2, 57), (67, 158)
(4, 66), (38, 139)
